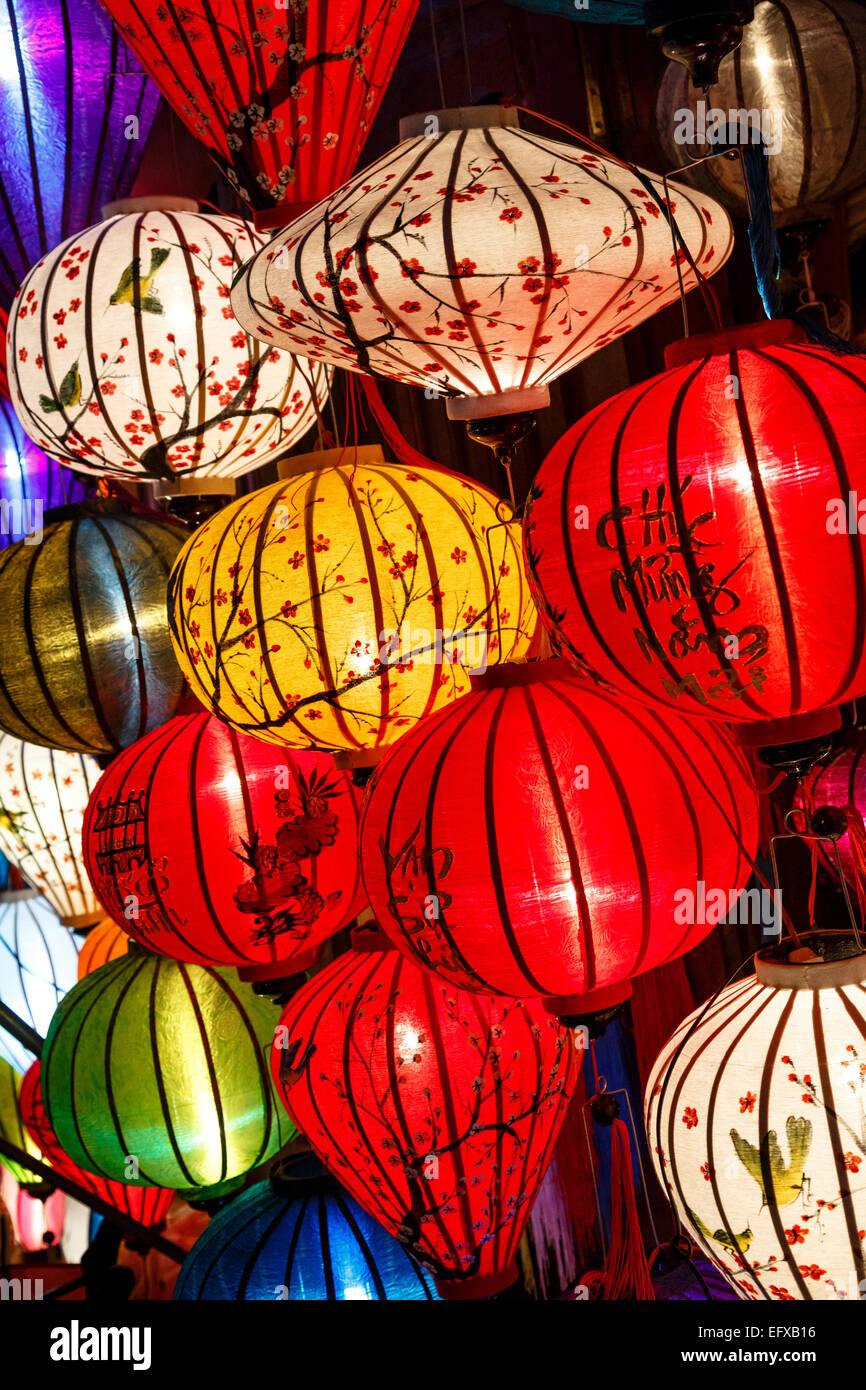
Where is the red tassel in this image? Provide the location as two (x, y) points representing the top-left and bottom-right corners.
(585, 1118), (655, 1301)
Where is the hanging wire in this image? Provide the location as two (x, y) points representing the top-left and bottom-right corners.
(456, 0), (474, 105)
(428, 0), (447, 109)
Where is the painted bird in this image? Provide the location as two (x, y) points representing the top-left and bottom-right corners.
(687, 1206), (754, 1256)
(38, 361), (81, 414)
(0, 804), (29, 836)
(109, 246), (171, 315)
(730, 1115), (813, 1207)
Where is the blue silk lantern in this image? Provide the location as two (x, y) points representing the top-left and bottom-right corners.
(0, 393), (91, 549)
(0, 0), (161, 309)
(0, 890), (80, 1072)
(175, 1156), (441, 1302)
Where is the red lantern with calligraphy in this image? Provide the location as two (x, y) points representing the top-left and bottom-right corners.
(523, 321), (866, 737)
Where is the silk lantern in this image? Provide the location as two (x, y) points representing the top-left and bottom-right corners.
(20, 1060), (174, 1229)
(230, 105), (732, 421)
(41, 951), (295, 1192)
(99, 0), (419, 226)
(15, 1181), (65, 1252)
(272, 926), (579, 1298)
(0, 1057), (46, 1191)
(0, 389), (91, 548)
(175, 1155), (440, 1301)
(0, 890), (80, 1072)
(360, 658), (758, 1012)
(655, 0), (866, 219)
(646, 932), (866, 1301)
(76, 919), (129, 980)
(7, 207), (329, 482)
(0, 0), (160, 310)
(0, 733), (103, 926)
(82, 711), (364, 976)
(523, 320), (866, 735)
(167, 446), (535, 754)
(0, 502), (185, 754)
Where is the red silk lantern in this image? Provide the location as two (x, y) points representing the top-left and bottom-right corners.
(82, 711), (365, 976)
(523, 321), (866, 737)
(100, 0), (419, 227)
(19, 1061), (174, 1228)
(359, 658), (759, 1012)
(271, 926), (579, 1298)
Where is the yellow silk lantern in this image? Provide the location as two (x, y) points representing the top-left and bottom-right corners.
(167, 447), (535, 753)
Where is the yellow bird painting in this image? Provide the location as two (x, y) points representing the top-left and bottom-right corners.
(109, 247), (171, 315)
(730, 1116), (813, 1208)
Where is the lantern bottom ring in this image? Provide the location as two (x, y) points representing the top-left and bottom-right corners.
(60, 912), (105, 930)
(446, 386), (550, 420)
(434, 1260), (519, 1300)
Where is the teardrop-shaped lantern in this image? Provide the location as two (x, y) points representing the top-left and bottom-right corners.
(0, 1057), (46, 1191)
(0, 891), (80, 1072)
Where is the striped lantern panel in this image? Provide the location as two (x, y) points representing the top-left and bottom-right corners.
(646, 942), (866, 1302)
(20, 1060), (174, 1227)
(655, 0), (866, 217)
(7, 211), (329, 481)
(0, 734), (102, 927)
(81, 712), (365, 973)
(523, 320), (866, 727)
(0, 503), (185, 754)
(75, 918), (129, 980)
(41, 952), (296, 1192)
(359, 658), (759, 1008)
(167, 449), (535, 753)
(230, 107), (733, 415)
(175, 1160), (440, 1301)
(271, 932), (578, 1298)
(0, 389), (92, 549)
(98, 0), (419, 220)
(0, 0), (160, 311)
(0, 1056), (45, 1189)
(0, 891), (80, 1073)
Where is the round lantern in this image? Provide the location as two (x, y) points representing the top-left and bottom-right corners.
(646, 932), (866, 1301)
(230, 105), (732, 420)
(20, 1060), (174, 1228)
(0, 733), (103, 926)
(167, 447), (535, 753)
(82, 711), (365, 975)
(523, 320), (866, 732)
(175, 1154), (440, 1301)
(655, 0), (866, 219)
(271, 926), (579, 1298)
(0, 390), (91, 548)
(0, 890), (80, 1072)
(76, 919), (129, 980)
(0, 1057), (46, 1191)
(360, 658), (758, 1012)
(0, 502), (185, 754)
(15, 1181), (64, 1252)
(7, 207), (329, 482)
(42, 950), (295, 1192)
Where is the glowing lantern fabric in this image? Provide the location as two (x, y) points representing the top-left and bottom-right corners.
(230, 107), (732, 417)
(76, 918), (129, 980)
(0, 0), (160, 311)
(523, 320), (866, 728)
(360, 659), (758, 1009)
(7, 209), (329, 481)
(0, 504), (185, 754)
(15, 1181), (64, 1251)
(42, 951), (295, 1191)
(271, 931), (579, 1297)
(167, 449), (535, 753)
(99, 0), (419, 223)
(20, 1060), (174, 1228)
(646, 939), (866, 1302)
(175, 1158), (440, 1301)
(82, 711), (365, 973)
(0, 733), (103, 926)
(0, 891), (80, 1073)
(0, 391), (91, 548)
(0, 1057), (44, 1189)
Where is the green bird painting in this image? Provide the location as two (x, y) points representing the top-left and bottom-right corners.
(38, 361), (81, 414)
(730, 1116), (813, 1208)
(687, 1206), (754, 1255)
(109, 246), (171, 315)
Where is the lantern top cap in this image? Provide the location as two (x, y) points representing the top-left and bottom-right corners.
(350, 922), (396, 953)
(277, 445), (386, 479)
(755, 930), (866, 990)
(100, 196), (199, 220)
(399, 106), (521, 139)
(664, 319), (808, 369)
(470, 655), (574, 692)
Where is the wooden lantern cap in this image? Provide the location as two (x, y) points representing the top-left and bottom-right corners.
(277, 445), (386, 479)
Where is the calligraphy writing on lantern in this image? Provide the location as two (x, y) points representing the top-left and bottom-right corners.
(379, 824), (470, 977)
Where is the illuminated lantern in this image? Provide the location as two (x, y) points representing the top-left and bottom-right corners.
(0, 502), (185, 754)
(230, 106), (732, 420)
(655, 0), (866, 218)
(523, 320), (866, 733)
(20, 1061), (174, 1228)
(271, 926), (578, 1298)
(82, 711), (364, 976)
(175, 1155), (440, 1301)
(98, 0), (419, 226)
(360, 658), (758, 1012)
(167, 447), (535, 753)
(0, 383), (91, 549)
(42, 951), (295, 1192)
(646, 932), (866, 1302)
(76, 919), (129, 980)
(15, 1181), (64, 1252)
(0, 733), (103, 926)
(0, 0), (160, 310)
(0, 1057), (45, 1190)
(0, 890), (80, 1072)
(7, 208), (328, 482)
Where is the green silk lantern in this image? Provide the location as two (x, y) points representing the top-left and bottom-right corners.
(41, 951), (294, 1192)
(0, 1057), (47, 1192)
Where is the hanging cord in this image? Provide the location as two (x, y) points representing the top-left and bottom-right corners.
(428, 0), (447, 109)
(456, 0), (474, 105)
